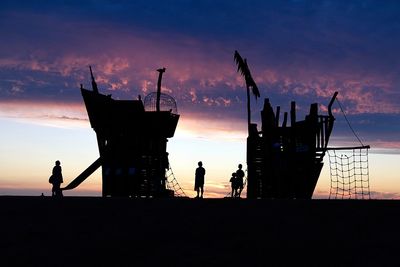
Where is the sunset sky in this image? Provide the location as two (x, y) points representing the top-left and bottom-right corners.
(1, 0), (399, 198)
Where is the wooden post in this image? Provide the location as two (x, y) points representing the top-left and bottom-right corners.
(283, 112), (288, 127)
(309, 103), (318, 118)
(290, 101), (296, 127)
(275, 106), (280, 127)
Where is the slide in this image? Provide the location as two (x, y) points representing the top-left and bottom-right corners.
(62, 157), (102, 191)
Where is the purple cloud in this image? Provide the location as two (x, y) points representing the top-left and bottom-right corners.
(1, 0), (400, 151)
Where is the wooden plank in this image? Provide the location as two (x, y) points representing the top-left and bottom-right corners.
(326, 145), (370, 151)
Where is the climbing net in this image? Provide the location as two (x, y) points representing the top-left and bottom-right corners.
(328, 147), (370, 199)
(165, 165), (187, 197)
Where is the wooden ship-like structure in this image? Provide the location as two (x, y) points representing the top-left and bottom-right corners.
(246, 93), (337, 199)
(234, 50), (338, 199)
(63, 67), (179, 197)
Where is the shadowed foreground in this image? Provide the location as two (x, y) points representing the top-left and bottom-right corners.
(1, 196), (399, 266)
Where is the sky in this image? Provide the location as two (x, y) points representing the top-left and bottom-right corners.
(0, 0), (400, 198)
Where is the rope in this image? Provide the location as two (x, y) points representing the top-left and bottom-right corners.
(336, 98), (364, 147)
(328, 147), (370, 199)
(165, 165), (187, 197)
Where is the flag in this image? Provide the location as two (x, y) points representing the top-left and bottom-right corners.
(234, 50), (260, 99)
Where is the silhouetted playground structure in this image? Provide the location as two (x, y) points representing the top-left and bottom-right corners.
(244, 86), (370, 199)
(234, 51), (370, 199)
(62, 67), (184, 197)
(62, 52), (370, 199)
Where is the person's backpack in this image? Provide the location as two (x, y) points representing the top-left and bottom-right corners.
(48, 175), (54, 184)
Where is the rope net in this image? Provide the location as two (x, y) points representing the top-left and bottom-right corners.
(328, 147), (370, 199)
(165, 165), (187, 197)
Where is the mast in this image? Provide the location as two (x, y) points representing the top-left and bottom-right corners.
(89, 66), (99, 94)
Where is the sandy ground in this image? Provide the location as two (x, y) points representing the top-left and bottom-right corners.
(1, 196), (399, 266)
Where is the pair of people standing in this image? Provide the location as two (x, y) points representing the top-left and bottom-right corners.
(230, 164), (245, 198)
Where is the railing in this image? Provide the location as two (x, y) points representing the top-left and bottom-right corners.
(316, 115), (334, 151)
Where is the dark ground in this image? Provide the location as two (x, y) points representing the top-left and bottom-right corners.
(1, 196), (399, 266)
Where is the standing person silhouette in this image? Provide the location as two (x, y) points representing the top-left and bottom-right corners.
(236, 164), (245, 198)
(50, 160), (64, 197)
(194, 161), (205, 198)
(230, 172), (237, 198)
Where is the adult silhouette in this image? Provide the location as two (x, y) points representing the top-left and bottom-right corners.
(236, 164), (245, 197)
(194, 161), (205, 198)
(50, 160), (64, 197)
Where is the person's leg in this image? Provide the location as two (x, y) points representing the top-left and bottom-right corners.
(238, 185), (243, 197)
(54, 183), (63, 197)
(200, 185), (204, 198)
(55, 184), (60, 197)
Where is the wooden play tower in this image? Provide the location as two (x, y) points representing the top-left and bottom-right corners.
(63, 67), (179, 197)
